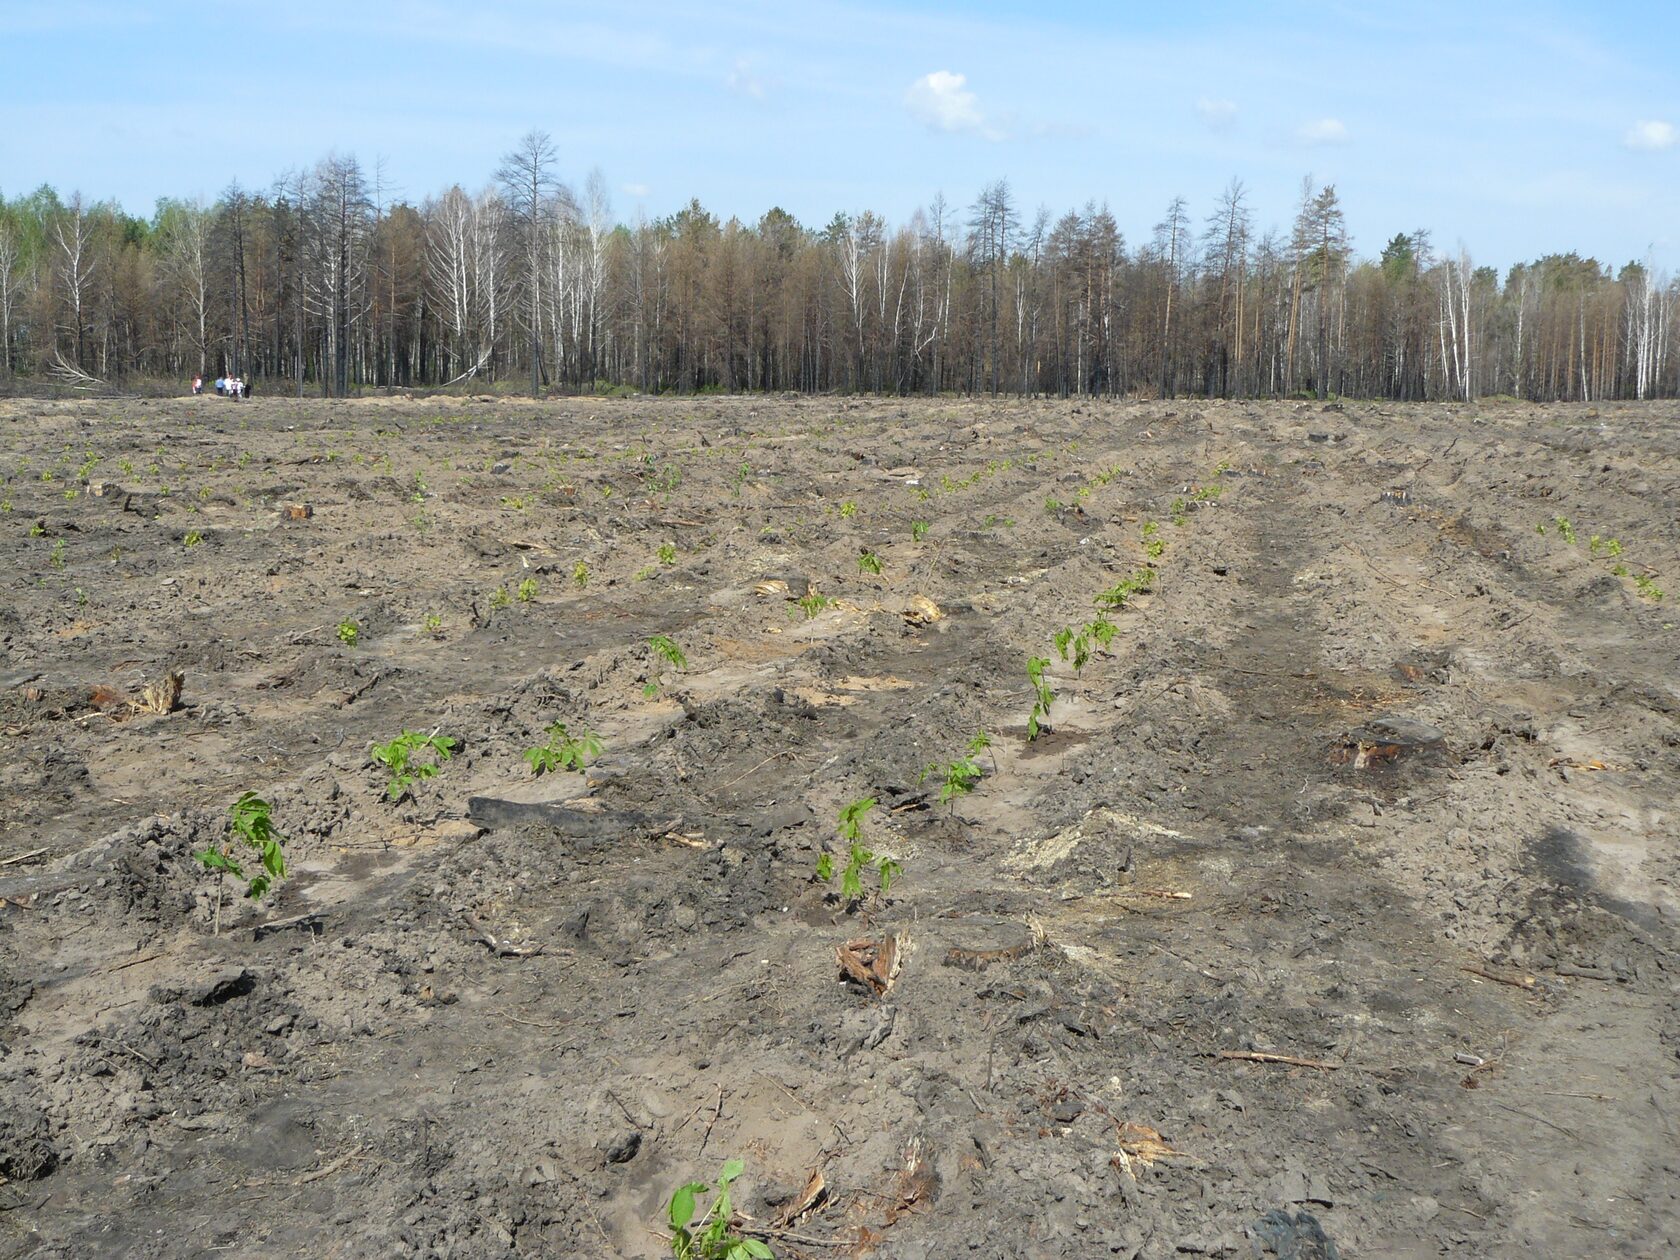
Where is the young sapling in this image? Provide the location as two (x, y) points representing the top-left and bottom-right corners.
(372, 730), (457, 800)
(194, 792), (287, 935)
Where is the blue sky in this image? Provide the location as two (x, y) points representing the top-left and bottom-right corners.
(2, 0), (1677, 270)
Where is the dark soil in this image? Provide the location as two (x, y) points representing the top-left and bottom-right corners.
(1, 393), (1677, 1258)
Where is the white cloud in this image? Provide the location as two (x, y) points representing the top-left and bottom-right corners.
(726, 57), (766, 100)
(622, 182), (651, 199)
(905, 70), (1003, 140)
(1196, 97), (1237, 131)
(1625, 119), (1677, 151)
(1298, 117), (1349, 145)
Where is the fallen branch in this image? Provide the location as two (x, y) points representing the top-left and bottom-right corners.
(1211, 1050), (1342, 1070)
(294, 1144), (368, 1185)
(0, 848), (47, 867)
(1461, 964), (1537, 990)
(461, 912), (544, 958)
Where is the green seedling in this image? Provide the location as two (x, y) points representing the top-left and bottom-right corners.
(573, 560), (591, 587)
(488, 585), (512, 610)
(795, 591), (832, 620)
(422, 613), (444, 637)
(1144, 537), (1165, 559)
(1634, 574), (1665, 601)
(1045, 497), (1063, 513)
(372, 730), (457, 800)
(817, 797), (900, 904)
(1054, 625), (1091, 675)
(337, 619), (359, 646)
(1553, 515), (1576, 544)
(666, 1159), (774, 1260)
(920, 756), (983, 806)
(968, 729), (997, 773)
(1026, 655), (1055, 741)
(648, 634), (688, 671)
(1612, 563), (1630, 577)
(1094, 569), (1153, 611)
(517, 577), (539, 603)
(28, 521), (45, 537)
(183, 530), (203, 548)
(839, 500), (857, 519)
(1141, 520), (1159, 537)
(911, 520), (929, 542)
(1170, 497), (1189, 526)
(49, 539), (66, 569)
(858, 550), (883, 575)
(658, 543), (678, 565)
(1191, 482), (1223, 502)
(524, 721), (601, 776)
(194, 792), (287, 935)
(634, 564), (658, 581)
(1589, 535), (1623, 557)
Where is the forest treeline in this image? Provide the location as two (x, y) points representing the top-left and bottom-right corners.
(0, 133), (1671, 401)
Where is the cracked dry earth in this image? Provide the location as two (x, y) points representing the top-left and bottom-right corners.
(0, 392), (1677, 1259)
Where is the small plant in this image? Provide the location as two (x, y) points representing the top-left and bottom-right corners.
(857, 550), (883, 575)
(1144, 537), (1165, 559)
(921, 756), (983, 807)
(372, 730), (457, 800)
(1026, 655), (1054, 741)
(183, 530), (203, 548)
(666, 1159), (774, 1260)
(422, 613), (444, 636)
(194, 792), (287, 935)
(1141, 520), (1159, 536)
(1170, 497), (1189, 526)
(968, 729), (996, 773)
(634, 564), (658, 581)
(838, 500), (857, 519)
(1094, 569), (1153, 611)
(488, 585), (512, 610)
(28, 521), (45, 537)
(49, 538), (66, 569)
(1590, 535), (1623, 557)
(1191, 482), (1223, 502)
(573, 560), (591, 587)
(911, 520), (929, 542)
(524, 721), (601, 776)
(1045, 497), (1063, 513)
(337, 619), (359, 646)
(1553, 515), (1576, 544)
(517, 577), (539, 603)
(817, 799), (900, 904)
(1634, 574), (1665, 601)
(796, 591), (832, 620)
(648, 634), (688, 670)
(658, 542), (678, 565)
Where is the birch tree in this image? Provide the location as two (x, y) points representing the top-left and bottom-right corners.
(497, 130), (560, 397)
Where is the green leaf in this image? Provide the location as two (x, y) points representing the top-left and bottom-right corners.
(879, 859), (902, 895)
(741, 1240), (775, 1259)
(718, 1158), (744, 1185)
(669, 1183), (703, 1231)
(816, 852), (833, 882)
(1027, 711), (1040, 742)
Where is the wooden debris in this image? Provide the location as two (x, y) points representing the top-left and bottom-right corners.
(836, 932), (908, 997)
(283, 503), (314, 521)
(1212, 1050), (1342, 1070)
(776, 1169), (828, 1228)
(462, 912), (544, 959)
(902, 595), (943, 625)
(1461, 963), (1537, 990)
(132, 670), (183, 716)
(1114, 1122), (1185, 1166)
